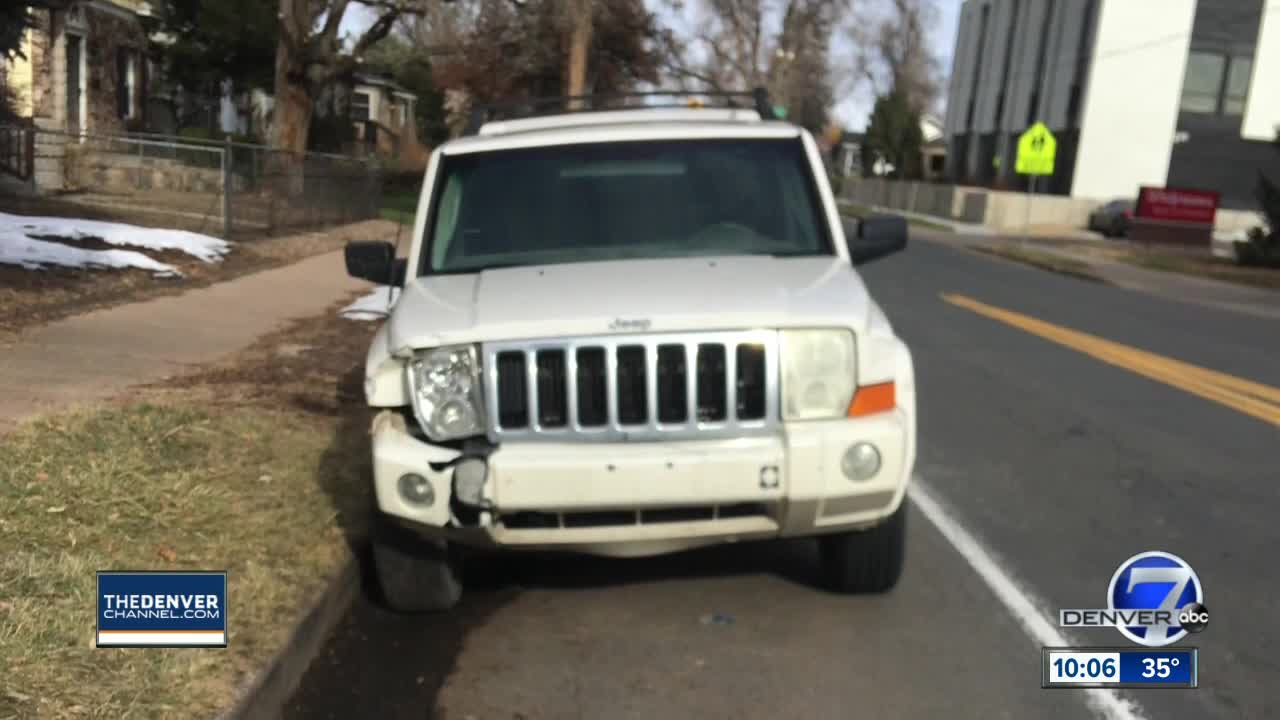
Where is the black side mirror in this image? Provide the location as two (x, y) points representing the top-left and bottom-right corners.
(847, 214), (908, 265)
(345, 241), (405, 287)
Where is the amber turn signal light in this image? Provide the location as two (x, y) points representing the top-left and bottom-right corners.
(847, 382), (895, 417)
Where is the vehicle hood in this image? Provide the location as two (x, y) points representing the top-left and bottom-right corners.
(385, 255), (876, 353)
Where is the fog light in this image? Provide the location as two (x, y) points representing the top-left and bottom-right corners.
(398, 473), (435, 506)
(453, 458), (488, 507)
(841, 443), (881, 482)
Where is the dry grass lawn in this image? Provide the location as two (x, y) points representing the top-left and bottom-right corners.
(0, 299), (380, 720)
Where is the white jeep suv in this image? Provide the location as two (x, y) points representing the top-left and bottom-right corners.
(345, 92), (916, 610)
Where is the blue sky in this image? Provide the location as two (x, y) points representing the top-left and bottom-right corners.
(341, 0), (961, 129)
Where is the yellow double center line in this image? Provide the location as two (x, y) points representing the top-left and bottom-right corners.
(942, 293), (1280, 427)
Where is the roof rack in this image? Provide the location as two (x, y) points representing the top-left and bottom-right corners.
(462, 87), (780, 136)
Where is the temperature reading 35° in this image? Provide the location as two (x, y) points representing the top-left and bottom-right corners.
(1142, 657), (1180, 678)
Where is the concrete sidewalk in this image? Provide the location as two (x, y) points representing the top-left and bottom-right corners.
(0, 249), (371, 431)
(866, 203), (1246, 257)
(846, 201), (1104, 241)
(920, 229), (1280, 320)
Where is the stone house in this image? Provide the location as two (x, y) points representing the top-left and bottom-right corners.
(3, 1), (153, 189)
(4, 1), (152, 137)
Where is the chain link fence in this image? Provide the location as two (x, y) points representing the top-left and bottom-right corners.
(0, 125), (383, 239)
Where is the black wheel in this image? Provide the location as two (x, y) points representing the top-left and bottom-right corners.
(819, 501), (907, 593)
(372, 514), (463, 612)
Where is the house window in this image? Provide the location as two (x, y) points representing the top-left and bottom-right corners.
(351, 91), (370, 121)
(116, 49), (137, 119)
(1179, 51), (1252, 115)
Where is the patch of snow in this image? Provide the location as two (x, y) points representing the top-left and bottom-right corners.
(341, 286), (400, 321)
(0, 212), (231, 263)
(0, 235), (180, 276)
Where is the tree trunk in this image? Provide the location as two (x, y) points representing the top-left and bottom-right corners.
(565, 0), (593, 108)
(272, 49), (313, 155)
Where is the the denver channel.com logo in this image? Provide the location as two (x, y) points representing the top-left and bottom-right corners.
(1060, 551), (1208, 647)
(96, 571), (227, 648)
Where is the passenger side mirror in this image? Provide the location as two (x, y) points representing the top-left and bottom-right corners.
(847, 214), (908, 265)
(345, 241), (406, 287)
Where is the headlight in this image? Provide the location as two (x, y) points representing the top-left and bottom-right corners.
(407, 345), (486, 441)
(780, 329), (856, 420)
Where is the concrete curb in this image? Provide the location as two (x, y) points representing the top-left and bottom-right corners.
(216, 551), (360, 720)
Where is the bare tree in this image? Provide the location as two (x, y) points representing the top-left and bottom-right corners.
(403, 0), (658, 131)
(846, 0), (941, 113)
(658, 0), (846, 133)
(658, 0), (768, 91)
(273, 0), (427, 154)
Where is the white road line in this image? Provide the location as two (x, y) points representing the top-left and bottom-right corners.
(907, 479), (1149, 720)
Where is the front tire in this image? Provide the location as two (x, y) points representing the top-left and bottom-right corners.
(372, 515), (463, 612)
(819, 500), (907, 593)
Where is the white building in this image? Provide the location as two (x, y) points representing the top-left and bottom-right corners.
(944, 0), (1280, 210)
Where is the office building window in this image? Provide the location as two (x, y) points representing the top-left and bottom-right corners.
(1224, 57), (1252, 115)
(965, 4), (991, 130)
(1180, 51), (1252, 115)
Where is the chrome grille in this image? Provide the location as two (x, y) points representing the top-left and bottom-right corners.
(483, 331), (779, 441)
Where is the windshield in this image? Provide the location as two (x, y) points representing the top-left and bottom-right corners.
(421, 139), (832, 274)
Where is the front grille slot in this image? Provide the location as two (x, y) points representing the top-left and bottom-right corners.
(656, 345), (688, 423)
(536, 350), (567, 427)
(486, 331), (776, 441)
(696, 344), (727, 422)
(616, 345), (647, 424)
(735, 344), (767, 420)
(575, 348), (607, 426)
(500, 504), (769, 530)
(501, 511), (559, 529)
(718, 502), (768, 519)
(563, 510), (638, 528)
(496, 351), (528, 428)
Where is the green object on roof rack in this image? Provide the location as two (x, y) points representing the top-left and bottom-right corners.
(773, 105), (788, 119)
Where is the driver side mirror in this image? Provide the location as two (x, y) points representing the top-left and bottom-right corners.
(846, 214), (908, 265)
(345, 241), (406, 287)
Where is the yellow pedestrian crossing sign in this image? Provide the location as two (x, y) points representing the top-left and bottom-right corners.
(1016, 122), (1056, 176)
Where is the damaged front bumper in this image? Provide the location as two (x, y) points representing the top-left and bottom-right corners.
(369, 406), (914, 557)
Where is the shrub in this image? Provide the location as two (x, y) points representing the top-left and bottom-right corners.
(1233, 226), (1280, 268)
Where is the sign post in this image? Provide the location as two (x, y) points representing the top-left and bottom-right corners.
(1015, 122), (1057, 245)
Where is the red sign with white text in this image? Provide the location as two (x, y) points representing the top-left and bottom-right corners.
(1135, 186), (1219, 225)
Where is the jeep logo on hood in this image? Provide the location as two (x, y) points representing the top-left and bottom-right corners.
(608, 318), (652, 332)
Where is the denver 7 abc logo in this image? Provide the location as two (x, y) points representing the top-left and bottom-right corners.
(1061, 551), (1208, 647)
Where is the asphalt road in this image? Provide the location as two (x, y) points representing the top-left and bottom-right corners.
(286, 231), (1279, 719)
